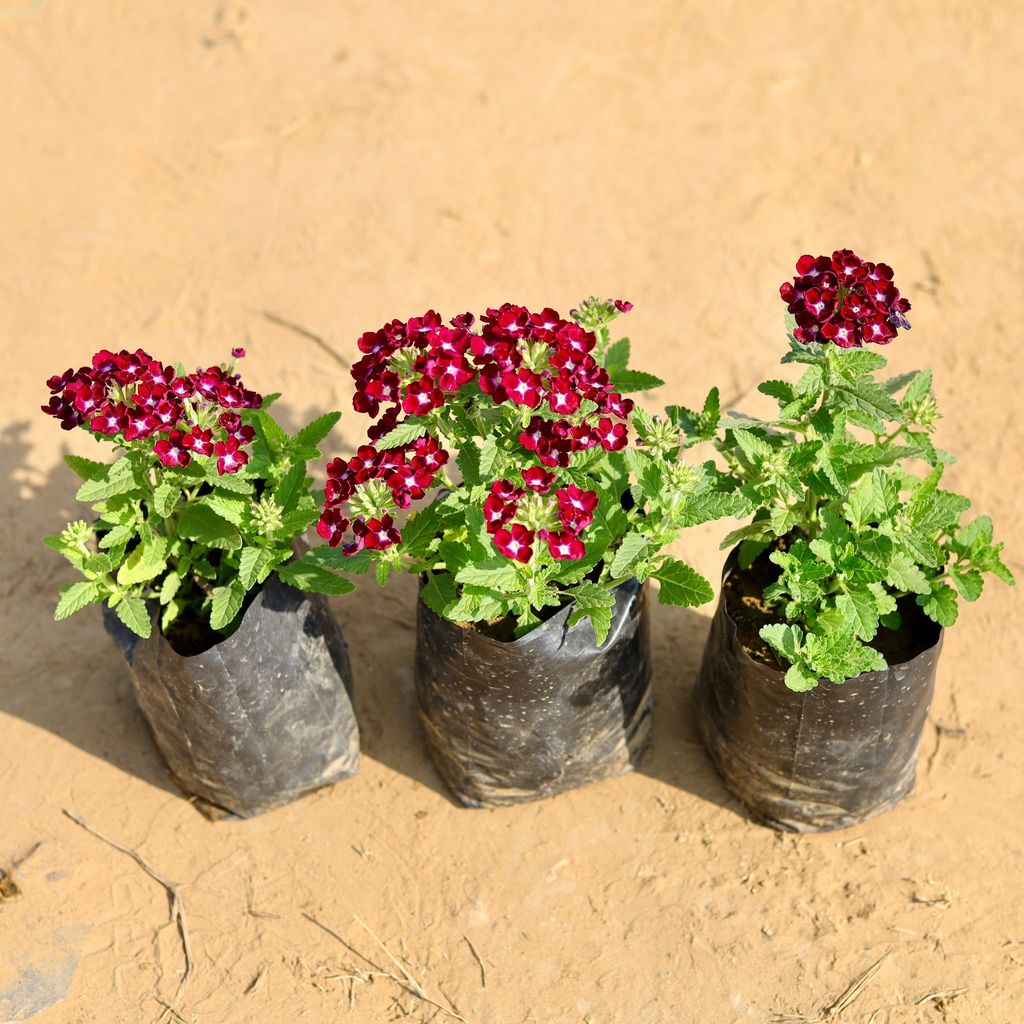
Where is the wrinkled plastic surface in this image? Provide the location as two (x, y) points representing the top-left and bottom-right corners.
(415, 578), (652, 807)
(104, 574), (359, 818)
(694, 552), (943, 832)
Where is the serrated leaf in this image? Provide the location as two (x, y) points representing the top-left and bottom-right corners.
(210, 579), (246, 630)
(760, 623), (802, 663)
(177, 503), (241, 547)
(832, 376), (903, 427)
(159, 571), (182, 605)
(567, 581), (616, 646)
(456, 440), (481, 486)
(76, 458), (138, 502)
(455, 559), (520, 592)
(904, 368), (933, 404)
(273, 463), (307, 513)
(279, 507), (320, 537)
(421, 572), (457, 616)
(758, 379), (794, 403)
(116, 595), (151, 638)
(609, 369), (664, 393)
(918, 583), (958, 628)
(950, 567), (983, 602)
(239, 547), (277, 590)
(99, 524), (135, 550)
(477, 434), (505, 480)
(603, 337), (630, 375)
(255, 409), (289, 459)
(837, 589), (881, 641)
(207, 471), (254, 494)
(116, 543), (166, 585)
(884, 552), (931, 594)
(377, 415), (432, 448)
(64, 454), (109, 481)
(785, 662), (820, 692)
(731, 427), (773, 464)
(152, 481), (181, 517)
(609, 531), (651, 579)
(295, 411), (342, 448)
(654, 558), (714, 608)
(55, 581), (101, 620)
(277, 558), (355, 595)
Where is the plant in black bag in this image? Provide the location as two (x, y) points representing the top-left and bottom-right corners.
(308, 298), (745, 805)
(311, 299), (743, 636)
(41, 345), (359, 818)
(681, 251), (1014, 689)
(41, 346), (351, 645)
(686, 249), (1015, 831)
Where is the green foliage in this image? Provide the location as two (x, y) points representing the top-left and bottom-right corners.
(341, 303), (735, 645)
(46, 407), (347, 639)
(681, 337), (1014, 689)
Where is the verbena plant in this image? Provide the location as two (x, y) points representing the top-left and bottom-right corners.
(677, 250), (1015, 690)
(42, 347), (351, 641)
(310, 299), (747, 642)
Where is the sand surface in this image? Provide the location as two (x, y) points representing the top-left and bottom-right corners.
(1, 3), (1022, 1022)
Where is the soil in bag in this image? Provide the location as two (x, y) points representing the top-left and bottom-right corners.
(694, 547), (942, 832)
(104, 574), (359, 818)
(415, 577), (652, 807)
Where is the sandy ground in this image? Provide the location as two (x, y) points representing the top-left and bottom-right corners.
(1, 3), (1023, 1022)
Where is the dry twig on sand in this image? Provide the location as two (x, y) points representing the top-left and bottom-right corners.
(303, 910), (470, 1023)
(773, 952), (890, 1023)
(63, 810), (193, 1023)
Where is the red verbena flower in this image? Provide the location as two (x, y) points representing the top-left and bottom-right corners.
(154, 429), (192, 469)
(780, 249), (911, 347)
(493, 523), (534, 563)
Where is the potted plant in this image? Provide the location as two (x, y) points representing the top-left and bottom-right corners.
(682, 250), (1015, 831)
(41, 346), (359, 818)
(308, 298), (746, 806)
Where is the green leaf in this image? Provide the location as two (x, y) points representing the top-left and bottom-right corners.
(76, 458), (138, 502)
(918, 583), (958, 628)
(950, 567), (983, 602)
(421, 572), (457, 616)
(884, 552), (931, 594)
(255, 409), (289, 459)
(731, 427), (773, 464)
(295, 411), (342, 448)
(239, 547), (278, 590)
(758, 379), (794, 404)
(210, 579), (246, 630)
(116, 544), (166, 586)
(64, 454), (109, 481)
(279, 507), (320, 537)
(455, 560), (520, 592)
(832, 376), (903, 428)
(55, 581), (101, 621)
(98, 524), (135, 550)
(904, 368), (933, 404)
(603, 337), (630, 375)
(567, 581), (616, 646)
(759, 623), (802, 663)
(832, 349), (888, 376)
(653, 558), (714, 608)
(273, 463), (307, 513)
(152, 481), (181, 517)
(836, 589), (881, 641)
(478, 435), (505, 480)
(609, 369), (664, 393)
(609, 531), (651, 579)
(377, 415), (432, 448)
(456, 440), (481, 486)
(277, 558), (355, 595)
(207, 471), (254, 495)
(177, 503), (241, 548)
(159, 572), (182, 605)
(785, 662), (820, 692)
(116, 595), (151, 638)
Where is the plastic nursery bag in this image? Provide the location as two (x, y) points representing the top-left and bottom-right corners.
(105, 574), (359, 818)
(415, 577), (652, 807)
(693, 554), (942, 832)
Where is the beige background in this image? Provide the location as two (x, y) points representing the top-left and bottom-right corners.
(1, 3), (1022, 1022)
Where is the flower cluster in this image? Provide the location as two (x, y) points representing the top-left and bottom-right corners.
(329, 302), (636, 561)
(483, 479), (600, 562)
(780, 249), (912, 347)
(42, 348), (262, 474)
(317, 436), (450, 553)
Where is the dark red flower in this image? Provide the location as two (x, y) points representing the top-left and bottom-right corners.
(595, 417), (628, 452)
(781, 250), (911, 346)
(154, 430), (192, 469)
(522, 466), (556, 493)
(493, 523), (534, 563)
(214, 437), (248, 475)
(231, 347), (246, 358)
(502, 368), (542, 408)
(362, 514), (401, 550)
(542, 530), (586, 561)
(182, 426), (214, 456)
(614, 299), (633, 313)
